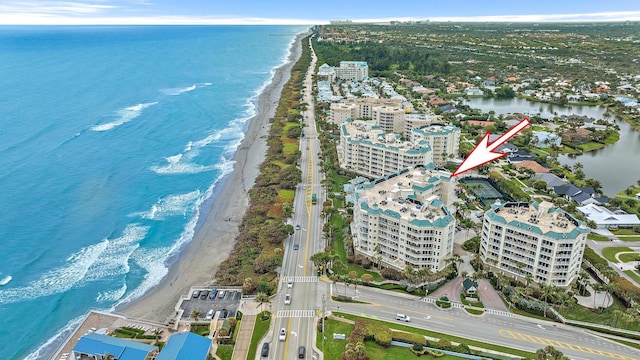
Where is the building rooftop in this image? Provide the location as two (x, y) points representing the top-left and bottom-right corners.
(488, 201), (588, 239)
(342, 120), (431, 154)
(74, 333), (157, 360)
(157, 332), (212, 360)
(356, 166), (454, 227)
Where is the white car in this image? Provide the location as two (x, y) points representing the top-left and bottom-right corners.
(206, 309), (214, 320)
(287, 280), (293, 288)
(279, 328), (287, 341)
(284, 294), (291, 305)
(395, 314), (410, 322)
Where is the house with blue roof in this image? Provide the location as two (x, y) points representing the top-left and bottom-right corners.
(156, 332), (212, 360)
(72, 333), (158, 360)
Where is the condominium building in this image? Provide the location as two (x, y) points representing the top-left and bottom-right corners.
(403, 113), (436, 138)
(372, 105), (406, 133)
(335, 61), (369, 81)
(410, 124), (460, 166)
(479, 201), (589, 288)
(352, 165), (456, 272)
(338, 119), (433, 178)
(329, 103), (355, 125)
(330, 97), (403, 125)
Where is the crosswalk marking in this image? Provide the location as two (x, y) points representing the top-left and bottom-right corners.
(276, 310), (316, 318)
(283, 276), (318, 283)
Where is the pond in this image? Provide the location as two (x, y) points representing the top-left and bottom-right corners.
(464, 97), (640, 196)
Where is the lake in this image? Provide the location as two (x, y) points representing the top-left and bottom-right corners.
(464, 97), (640, 197)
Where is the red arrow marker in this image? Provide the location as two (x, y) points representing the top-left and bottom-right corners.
(451, 117), (530, 178)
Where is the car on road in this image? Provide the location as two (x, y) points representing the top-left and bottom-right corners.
(261, 342), (269, 357)
(287, 280), (293, 288)
(284, 294), (291, 305)
(279, 328), (286, 341)
(298, 346), (306, 358)
(293, 243), (299, 250)
(395, 314), (410, 322)
(295, 224), (301, 230)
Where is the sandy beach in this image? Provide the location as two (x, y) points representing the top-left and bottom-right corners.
(119, 32), (306, 322)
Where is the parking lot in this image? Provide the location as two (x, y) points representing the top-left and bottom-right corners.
(179, 288), (242, 321)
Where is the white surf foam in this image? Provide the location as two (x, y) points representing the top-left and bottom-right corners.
(161, 85), (197, 96)
(136, 190), (201, 220)
(0, 224), (146, 306)
(0, 275), (11, 286)
(96, 283), (127, 303)
(91, 102), (158, 132)
(24, 313), (86, 360)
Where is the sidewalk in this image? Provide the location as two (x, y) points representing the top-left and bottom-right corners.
(232, 314), (256, 360)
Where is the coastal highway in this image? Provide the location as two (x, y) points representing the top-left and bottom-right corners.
(328, 284), (640, 360)
(270, 38), (323, 360)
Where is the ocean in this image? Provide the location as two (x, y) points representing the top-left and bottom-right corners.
(0, 25), (306, 360)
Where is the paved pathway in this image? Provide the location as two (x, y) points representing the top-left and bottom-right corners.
(232, 314), (256, 360)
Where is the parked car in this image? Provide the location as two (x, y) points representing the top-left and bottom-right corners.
(209, 288), (217, 299)
(192, 290), (200, 298)
(395, 314), (410, 322)
(220, 309), (228, 318)
(284, 294), (291, 305)
(279, 328), (287, 341)
(218, 290), (226, 299)
(200, 290), (209, 299)
(261, 342), (269, 357)
(206, 309), (214, 320)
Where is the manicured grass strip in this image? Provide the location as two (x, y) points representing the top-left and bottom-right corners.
(365, 341), (467, 359)
(246, 312), (271, 360)
(611, 228), (640, 236)
(216, 345), (234, 360)
(602, 247), (633, 262)
(588, 233), (609, 241)
(333, 312), (535, 359)
(316, 318), (354, 359)
(619, 236), (640, 241)
(619, 252), (640, 263)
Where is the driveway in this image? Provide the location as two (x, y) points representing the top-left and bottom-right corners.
(476, 279), (508, 311)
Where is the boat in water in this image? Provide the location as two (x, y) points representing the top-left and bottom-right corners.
(0, 276), (12, 286)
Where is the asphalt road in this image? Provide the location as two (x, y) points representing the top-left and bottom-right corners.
(329, 285), (640, 360)
(270, 40), (323, 360)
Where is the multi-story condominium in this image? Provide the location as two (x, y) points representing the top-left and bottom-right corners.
(410, 124), (460, 166)
(352, 165), (456, 272)
(372, 105), (406, 133)
(403, 113), (436, 138)
(343, 97), (403, 119)
(480, 201), (589, 288)
(329, 103), (355, 125)
(335, 61), (369, 81)
(338, 120), (433, 178)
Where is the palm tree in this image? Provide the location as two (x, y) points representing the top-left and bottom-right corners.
(256, 292), (271, 312)
(540, 284), (555, 318)
(525, 274), (534, 288)
(556, 292), (572, 316)
(612, 309), (625, 328)
(190, 309), (202, 322)
(592, 282), (602, 309)
(152, 328), (163, 345)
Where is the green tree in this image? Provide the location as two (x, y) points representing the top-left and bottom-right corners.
(256, 292), (271, 312)
(190, 309), (202, 322)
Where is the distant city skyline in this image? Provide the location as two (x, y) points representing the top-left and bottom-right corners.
(1, 0), (640, 25)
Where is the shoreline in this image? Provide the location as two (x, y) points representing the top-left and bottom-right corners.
(118, 31), (306, 322)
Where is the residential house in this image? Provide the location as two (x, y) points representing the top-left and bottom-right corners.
(465, 87), (484, 96)
(553, 184), (607, 205)
(532, 173), (568, 189)
(562, 128), (592, 144)
(156, 332), (212, 360)
(507, 150), (535, 163)
(532, 131), (561, 148)
(515, 161), (549, 173)
(488, 134), (518, 153)
(577, 204), (640, 229)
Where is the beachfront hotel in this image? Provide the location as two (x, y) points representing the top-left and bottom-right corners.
(351, 165), (456, 272)
(338, 119), (434, 178)
(479, 201), (589, 288)
(410, 123), (461, 166)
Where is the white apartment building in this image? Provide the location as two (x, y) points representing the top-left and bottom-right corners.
(352, 165), (456, 272)
(411, 124), (460, 166)
(330, 103), (355, 125)
(335, 61), (369, 81)
(480, 201), (589, 288)
(403, 113), (436, 138)
(330, 97), (403, 126)
(338, 120), (433, 178)
(372, 105), (406, 133)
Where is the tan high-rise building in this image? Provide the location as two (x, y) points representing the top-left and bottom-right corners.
(411, 124), (460, 166)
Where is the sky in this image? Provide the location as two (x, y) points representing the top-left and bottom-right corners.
(1, 0), (640, 25)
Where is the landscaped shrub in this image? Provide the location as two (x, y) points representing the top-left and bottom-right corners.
(391, 330), (426, 345)
(373, 329), (392, 347)
(437, 339), (451, 349)
(381, 268), (403, 281)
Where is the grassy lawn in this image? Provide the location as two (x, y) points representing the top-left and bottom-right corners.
(559, 298), (640, 331)
(283, 121), (300, 131)
(624, 270), (640, 285)
(618, 236), (640, 241)
(610, 228), (640, 236)
(365, 342), (468, 359)
(216, 345), (234, 360)
(588, 233), (610, 241)
(316, 318), (354, 359)
(333, 313), (535, 359)
(246, 312), (271, 360)
(330, 213), (383, 282)
(602, 247), (633, 262)
(277, 189), (295, 203)
(283, 140), (298, 155)
(619, 252), (640, 262)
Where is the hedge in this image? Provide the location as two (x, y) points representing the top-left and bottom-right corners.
(391, 330), (427, 346)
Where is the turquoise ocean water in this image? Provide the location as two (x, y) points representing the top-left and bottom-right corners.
(0, 25), (304, 359)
